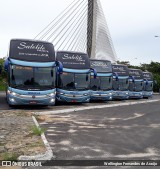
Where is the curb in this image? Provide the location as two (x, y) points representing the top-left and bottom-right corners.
(153, 93), (160, 95)
(34, 99), (160, 115)
(18, 116), (54, 161)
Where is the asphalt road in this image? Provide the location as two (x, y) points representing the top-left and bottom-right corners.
(24, 98), (160, 169)
(41, 99), (160, 161)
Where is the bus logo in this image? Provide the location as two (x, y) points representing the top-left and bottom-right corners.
(32, 95), (36, 99)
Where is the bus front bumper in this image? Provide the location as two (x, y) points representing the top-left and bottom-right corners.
(56, 94), (90, 103)
(143, 91), (153, 98)
(90, 91), (112, 101)
(112, 91), (129, 100)
(129, 92), (143, 99)
(7, 94), (56, 106)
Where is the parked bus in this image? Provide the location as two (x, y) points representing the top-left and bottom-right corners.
(56, 51), (96, 103)
(5, 39), (60, 106)
(112, 64), (129, 100)
(90, 59), (112, 101)
(143, 72), (153, 98)
(128, 68), (144, 99)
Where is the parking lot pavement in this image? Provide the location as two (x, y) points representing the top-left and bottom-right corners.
(40, 99), (160, 161)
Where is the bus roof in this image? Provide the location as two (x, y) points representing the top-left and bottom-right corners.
(90, 59), (112, 73)
(112, 64), (129, 76)
(56, 51), (90, 69)
(9, 39), (55, 62)
(129, 68), (143, 79)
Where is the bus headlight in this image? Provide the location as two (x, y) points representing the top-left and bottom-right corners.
(7, 90), (18, 96)
(50, 98), (55, 103)
(7, 90), (12, 94)
(9, 98), (15, 102)
(12, 92), (17, 96)
(47, 93), (55, 97)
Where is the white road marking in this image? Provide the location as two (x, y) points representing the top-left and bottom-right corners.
(47, 129), (55, 132)
(34, 99), (160, 115)
(47, 133), (57, 136)
(114, 148), (158, 158)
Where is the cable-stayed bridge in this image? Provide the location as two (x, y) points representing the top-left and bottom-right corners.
(35, 0), (117, 63)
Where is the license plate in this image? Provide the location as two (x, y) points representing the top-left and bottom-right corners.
(30, 101), (37, 104)
(71, 100), (77, 102)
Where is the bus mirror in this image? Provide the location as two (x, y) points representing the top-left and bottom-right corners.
(4, 59), (9, 71)
(129, 76), (135, 82)
(145, 79), (149, 85)
(56, 61), (63, 73)
(113, 72), (118, 81)
(90, 68), (97, 79)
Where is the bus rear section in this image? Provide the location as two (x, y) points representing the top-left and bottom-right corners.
(112, 64), (129, 100)
(90, 59), (112, 101)
(129, 69), (144, 99)
(143, 72), (153, 98)
(5, 39), (57, 106)
(56, 51), (95, 103)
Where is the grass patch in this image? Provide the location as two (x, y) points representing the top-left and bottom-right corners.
(2, 152), (18, 161)
(31, 126), (46, 136)
(0, 79), (6, 91)
(0, 85), (5, 91)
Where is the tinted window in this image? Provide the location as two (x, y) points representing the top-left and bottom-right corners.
(58, 72), (90, 90)
(10, 65), (56, 90)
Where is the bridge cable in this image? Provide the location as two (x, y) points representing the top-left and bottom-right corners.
(34, 0), (80, 40)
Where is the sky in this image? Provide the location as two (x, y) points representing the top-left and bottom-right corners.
(0, 0), (160, 65)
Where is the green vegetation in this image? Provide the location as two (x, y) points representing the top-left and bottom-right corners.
(31, 125), (46, 136)
(2, 152), (18, 161)
(0, 58), (7, 91)
(117, 61), (160, 92)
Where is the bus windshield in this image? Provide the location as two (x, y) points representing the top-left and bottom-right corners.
(10, 65), (56, 90)
(118, 79), (129, 91)
(58, 72), (90, 91)
(113, 78), (129, 91)
(134, 81), (143, 92)
(90, 76), (112, 91)
(145, 82), (153, 91)
(135, 81), (143, 92)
